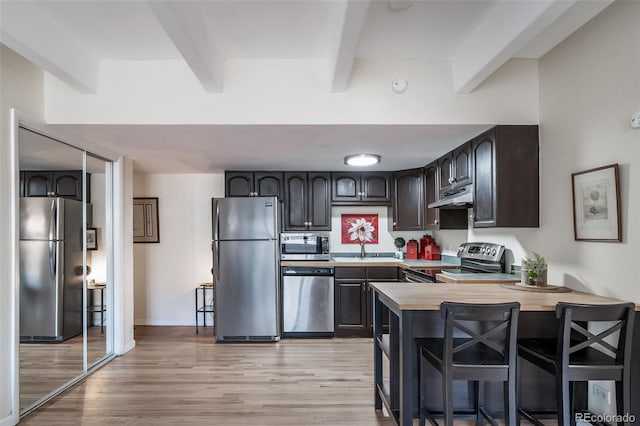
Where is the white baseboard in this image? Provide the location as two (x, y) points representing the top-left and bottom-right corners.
(0, 413), (18, 426)
(122, 339), (136, 354)
(134, 319), (207, 326)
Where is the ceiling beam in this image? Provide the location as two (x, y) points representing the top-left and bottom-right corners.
(328, 0), (370, 92)
(452, 0), (578, 94)
(146, 1), (223, 93)
(0, 1), (99, 93)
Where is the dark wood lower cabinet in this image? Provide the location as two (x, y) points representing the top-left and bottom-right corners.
(334, 266), (398, 337)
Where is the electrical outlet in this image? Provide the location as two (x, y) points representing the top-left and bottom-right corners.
(593, 383), (611, 404)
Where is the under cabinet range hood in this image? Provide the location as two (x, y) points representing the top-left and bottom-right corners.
(428, 184), (473, 208)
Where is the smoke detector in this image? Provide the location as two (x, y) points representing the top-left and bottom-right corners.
(392, 78), (408, 94)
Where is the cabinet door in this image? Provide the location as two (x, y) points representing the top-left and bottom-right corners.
(331, 172), (360, 203)
(52, 171), (84, 202)
(23, 171), (52, 197)
(307, 172), (331, 230)
(334, 280), (369, 337)
(452, 142), (472, 187)
(424, 163), (440, 229)
(283, 172), (308, 231)
(392, 168), (424, 230)
(255, 172), (283, 199)
(361, 172), (391, 204)
(437, 154), (454, 193)
(225, 172), (254, 197)
(472, 132), (497, 227)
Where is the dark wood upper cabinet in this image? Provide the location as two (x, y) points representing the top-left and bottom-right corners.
(283, 172), (331, 231)
(438, 141), (472, 193)
(424, 162), (468, 230)
(332, 172), (359, 202)
(331, 172), (390, 205)
(391, 168), (423, 231)
(21, 170), (89, 202)
(254, 172), (283, 198)
(225, 172), (254, 196)
(472, 125), (539, 228)
(225, 171), (283, 199)
(360, 173), (391, 203)
(23, 171), (51, 197)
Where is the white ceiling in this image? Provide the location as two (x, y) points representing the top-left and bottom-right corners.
(1, 0), (613, 173)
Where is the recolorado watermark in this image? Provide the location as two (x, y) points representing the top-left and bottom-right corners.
(576, 412), (636, 423)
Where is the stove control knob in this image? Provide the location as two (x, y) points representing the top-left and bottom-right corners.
(480, 247), (486, 253)
(491, 249), (497, 255)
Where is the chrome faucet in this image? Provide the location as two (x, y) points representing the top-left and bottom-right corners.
(360, 240), (366, 258)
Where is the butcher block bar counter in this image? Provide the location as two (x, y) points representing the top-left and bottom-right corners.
(370, 282), (640, 426)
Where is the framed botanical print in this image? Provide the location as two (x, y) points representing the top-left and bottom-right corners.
(571, 164), (621, 242)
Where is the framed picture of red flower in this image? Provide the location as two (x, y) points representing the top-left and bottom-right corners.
(341, 214), (378, 244)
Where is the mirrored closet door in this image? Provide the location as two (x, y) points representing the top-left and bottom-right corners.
(17, 125), (114, 414)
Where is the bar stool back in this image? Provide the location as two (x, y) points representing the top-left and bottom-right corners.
(518, 302), (635, 426)
(416, 301), (521, 426)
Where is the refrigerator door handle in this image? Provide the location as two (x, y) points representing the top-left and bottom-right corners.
(49, 240), (56, 281)
(49, 199), (57, 241)
(212, 201), (219, 242)
(213, 240), (220, 284)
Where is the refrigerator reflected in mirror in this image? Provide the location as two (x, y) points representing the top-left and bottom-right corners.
(17, 125), (114, 416)
(18, 127), (85, 412)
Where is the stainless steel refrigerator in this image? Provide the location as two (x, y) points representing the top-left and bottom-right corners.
(20, 197), (84, 342)
(212, 197), (280, 342)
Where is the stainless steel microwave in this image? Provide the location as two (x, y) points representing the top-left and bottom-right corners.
(280, 232), (330, 261)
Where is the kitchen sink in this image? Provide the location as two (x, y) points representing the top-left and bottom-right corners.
(332, 257), (400, 263)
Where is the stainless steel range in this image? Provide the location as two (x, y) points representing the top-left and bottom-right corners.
(446, 242), (506, 274)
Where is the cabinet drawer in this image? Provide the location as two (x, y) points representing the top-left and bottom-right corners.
(366, 266), (398, 280)
(334, 267), (366, 279)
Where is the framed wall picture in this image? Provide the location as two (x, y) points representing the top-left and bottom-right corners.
(571, 164), (621, 242)
(86, 227), (98, 250)
(341, 214), (379, 244)
(133, 197), (160, 243)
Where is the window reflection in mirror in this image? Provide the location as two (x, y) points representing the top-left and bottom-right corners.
(18, 127), (85, 412)
(85, 154), (112, 367)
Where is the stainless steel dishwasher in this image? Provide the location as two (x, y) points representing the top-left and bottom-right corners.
(282, 266), (334, 337)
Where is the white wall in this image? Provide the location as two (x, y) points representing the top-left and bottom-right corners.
(44, 58), (538, 126)
(133, 173), (224, 325)
(466, 1), (640, 302)
(0, 44), (44, 426)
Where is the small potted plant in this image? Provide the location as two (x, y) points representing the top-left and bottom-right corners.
(521, 251), (548, 286)
(394, 237), (406, 259)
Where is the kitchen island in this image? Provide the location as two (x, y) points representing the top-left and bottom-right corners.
(370, 282), (640, 426)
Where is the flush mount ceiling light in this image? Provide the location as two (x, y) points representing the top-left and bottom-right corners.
(344, 154), (381, 167)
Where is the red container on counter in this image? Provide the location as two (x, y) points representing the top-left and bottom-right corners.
(423, 243), (441, 260)
(419, 235), (434, 258)
(406, 239), (419, 259)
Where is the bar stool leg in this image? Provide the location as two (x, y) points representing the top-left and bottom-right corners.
(443, 370), (453, 426)
(475, 381), (483, 426)
(556, 372), (571, 426)
(505, 376), (517, 425)
(616, 379), (631, 426)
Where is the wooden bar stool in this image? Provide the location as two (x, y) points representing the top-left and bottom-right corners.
(518, 302), (635, 426)
(416, 301), (521, 426)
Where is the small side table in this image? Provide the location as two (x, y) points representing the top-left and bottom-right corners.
(88, 283), (106, 334)
(195, 283), (214, 334)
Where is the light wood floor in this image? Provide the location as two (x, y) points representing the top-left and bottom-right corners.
(19, 326), (397, 425)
